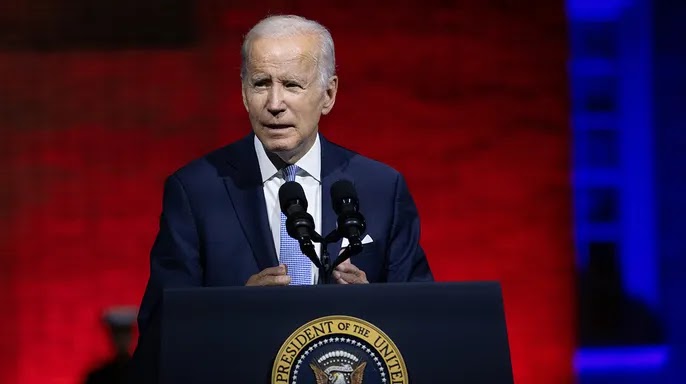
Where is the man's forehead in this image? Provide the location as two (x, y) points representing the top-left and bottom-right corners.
(246, 36), (320, 79)
(249, 35), (319, 61)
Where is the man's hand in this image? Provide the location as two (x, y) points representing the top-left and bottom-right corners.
(332, 259), (368, 284)
(246, 264), (291, 286)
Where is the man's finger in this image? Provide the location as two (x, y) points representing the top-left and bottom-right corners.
(259, 274), (291, 286)
(246, 265), (290, 286)
(332, 270), (349, 284)
(248, 273), (291, 286)
(334, 261), (368, 284)
(334, 262), (359, 274)
(258, 264), (288, 277)
(333, 270), (367, 284)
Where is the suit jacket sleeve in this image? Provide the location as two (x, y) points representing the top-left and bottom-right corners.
(386, 173), (434, 282)
(129, 173), (203, 383)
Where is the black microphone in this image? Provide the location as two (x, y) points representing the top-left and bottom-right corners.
(278, 181), (319, 254)
(331, 180), (366, 252)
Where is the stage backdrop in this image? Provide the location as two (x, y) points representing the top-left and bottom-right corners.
(0, 1), (573, 383)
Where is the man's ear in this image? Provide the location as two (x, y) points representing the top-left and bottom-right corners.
(321, 76), (338, 115)
(241, 84), (249, 112)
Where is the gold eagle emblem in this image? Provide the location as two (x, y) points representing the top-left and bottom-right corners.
(310, 360), (366, 384)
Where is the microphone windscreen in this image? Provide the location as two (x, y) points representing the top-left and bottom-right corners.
(279, 181), (308, 213)
(330, 180), (358, 214)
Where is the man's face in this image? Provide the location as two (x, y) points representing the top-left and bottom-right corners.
(242, 34), (337, 162)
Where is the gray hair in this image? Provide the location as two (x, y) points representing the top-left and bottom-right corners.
(240, 15), (336, 88)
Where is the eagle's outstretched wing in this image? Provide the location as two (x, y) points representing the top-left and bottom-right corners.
(310, 362), (328, 384)
(351, 361), (367, 384)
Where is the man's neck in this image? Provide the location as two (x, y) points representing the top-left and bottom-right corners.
(266, 151), (289, 169)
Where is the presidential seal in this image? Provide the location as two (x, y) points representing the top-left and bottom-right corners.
(272, 315), (408, 384)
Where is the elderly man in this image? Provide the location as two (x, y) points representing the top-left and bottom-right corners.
(130, 14), (432, 382)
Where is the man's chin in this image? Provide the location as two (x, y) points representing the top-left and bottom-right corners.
(260, 139), (302, 161)
(262, 140), (298, 155)
(256, 132), (316, 162)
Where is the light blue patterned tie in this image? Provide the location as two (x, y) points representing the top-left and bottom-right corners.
(280, 165), (311, 285)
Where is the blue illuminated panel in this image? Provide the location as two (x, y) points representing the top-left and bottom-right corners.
(575, 346), (668, 372)
(567, 0), (661, 381)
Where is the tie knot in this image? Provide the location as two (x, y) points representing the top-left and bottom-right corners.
(282, 164), (299, 182)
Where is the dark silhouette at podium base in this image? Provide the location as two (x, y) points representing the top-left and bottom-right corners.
(83, 306), (137, 384)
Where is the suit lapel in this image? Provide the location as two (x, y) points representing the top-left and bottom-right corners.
(219, 135), (278, 271)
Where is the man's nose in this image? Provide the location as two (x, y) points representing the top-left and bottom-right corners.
(267, 85), (286, 116)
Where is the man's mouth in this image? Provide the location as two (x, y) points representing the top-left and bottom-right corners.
(264, 123), (293, 129)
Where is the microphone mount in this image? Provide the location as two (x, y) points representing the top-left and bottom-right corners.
(309, 229), (365, 285)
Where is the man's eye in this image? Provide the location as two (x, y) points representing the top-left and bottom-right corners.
(285, 82), (302, 89)
(253, 80), (269, 87)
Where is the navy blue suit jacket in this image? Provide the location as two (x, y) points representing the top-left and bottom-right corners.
(129, 133), (432, 382)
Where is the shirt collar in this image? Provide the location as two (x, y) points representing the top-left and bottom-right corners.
(254, 134), (322, 183)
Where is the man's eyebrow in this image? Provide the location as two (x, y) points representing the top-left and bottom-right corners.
(282, 75), (311, 84)
(250, 74), (270, 81)
(283, 77), (305, 83)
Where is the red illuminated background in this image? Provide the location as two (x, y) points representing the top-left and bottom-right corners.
(0, 1), (572, 383)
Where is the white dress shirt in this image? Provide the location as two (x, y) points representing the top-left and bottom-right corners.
(254, 134), (322, 284)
